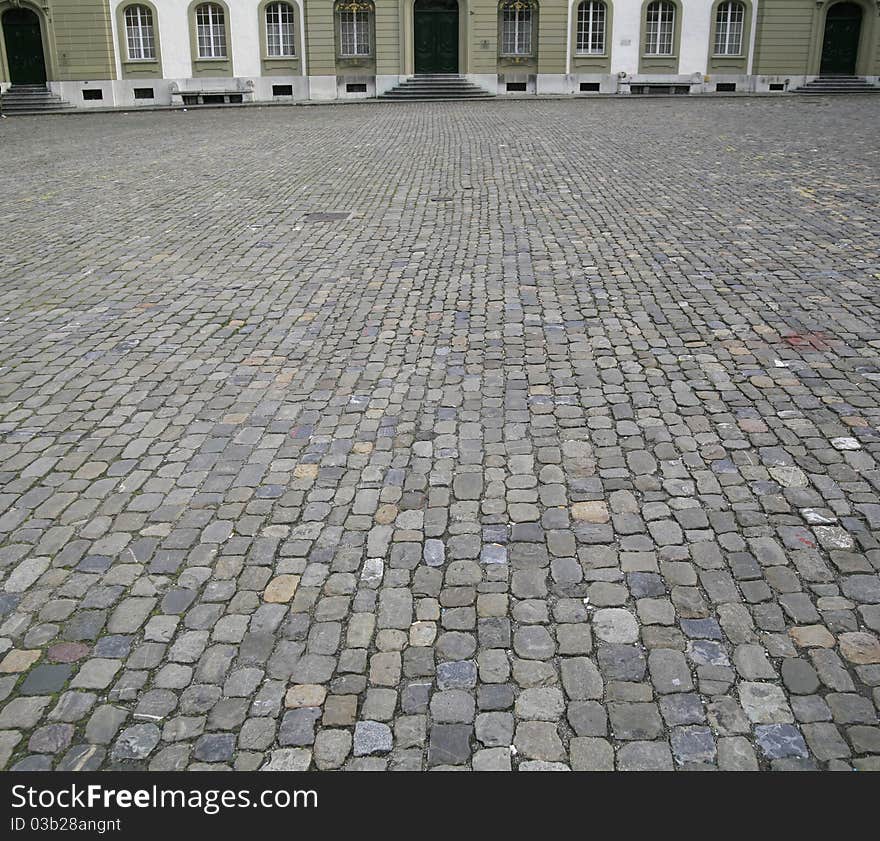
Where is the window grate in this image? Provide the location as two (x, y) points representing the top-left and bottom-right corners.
(645, 1), (675, 56)
(339, 10), (371, 57)
(266, 2), (296, 57)
(272, 84), (294, 96)
(714, 2), (744, 56)
(133, 87), (155, 99)
(576, 2), (606, 55)
(124, 5), (156, 60)
(82, 89), (104, 101)
(196, 3), (227, 59)
(500, 3), (533, 57)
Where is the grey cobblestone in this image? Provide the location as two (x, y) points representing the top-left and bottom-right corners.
(0, 99), (878, 771)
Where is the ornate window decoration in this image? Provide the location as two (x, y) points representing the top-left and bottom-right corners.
(576, 1), (606, 55)
(124, 5), (156, 60)
(499, 1), (536, 58)
(644, 1), (675, 56)
(336, 1), (373, 58)
(196, 2), (227, 59)
(266, 2), (296, 57)
(713, 1), (744, 56)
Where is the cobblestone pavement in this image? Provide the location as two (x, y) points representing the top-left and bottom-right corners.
(1, 98), (879, 771)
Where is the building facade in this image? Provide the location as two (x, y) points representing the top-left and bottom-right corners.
(1, 0), (878, 107)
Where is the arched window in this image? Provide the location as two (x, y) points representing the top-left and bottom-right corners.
(196, 3), (227, 58)
(124, 4), (156, 60)
(336, 1), (373, 57)
(644, 1), (675, 55)
(576, 1), (606, 55)
(266, 2), (296, 56)
(500, 1), (535, 57)
(714, 1), (744, 55)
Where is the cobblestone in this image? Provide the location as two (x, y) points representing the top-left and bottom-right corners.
(0, 99), (878, 770)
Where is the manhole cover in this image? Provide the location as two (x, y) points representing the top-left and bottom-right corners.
(302, 212), (350, 223)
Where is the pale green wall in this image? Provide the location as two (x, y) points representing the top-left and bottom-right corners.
(305, 1), (336, 74)
(53, 0), (116, 79)
(469, 2), (498, 73)
(752, 0), (814, 74)
(375, 0), (400, 73)
(538, 1), (567, 73)
(0, 0), (115, 83)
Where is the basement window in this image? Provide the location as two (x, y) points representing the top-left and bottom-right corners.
(769, 83), (785, 91)
(346, 83), (367, 93)
(579, 82), (600, 92)
(631, 84), (689, 95)
(715, 82), (736, 92)
(506, 82), (527, 92)
(82, 89), (103, 101)
(133, 87), (155, 100)
(272, 84), (294, 96)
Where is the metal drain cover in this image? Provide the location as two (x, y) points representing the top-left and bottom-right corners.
(302, 212), (350, 222)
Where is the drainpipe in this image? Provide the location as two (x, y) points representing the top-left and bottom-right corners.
(565, 0), (572, 75)
(299, 0), (308, 76)
(109, 1), (123, 84)
(746, 0), (759, 77)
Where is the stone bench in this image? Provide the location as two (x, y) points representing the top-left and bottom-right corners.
(169, 84), (253, 106)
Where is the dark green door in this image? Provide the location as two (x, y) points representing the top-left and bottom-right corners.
(414, 0), (458, 74)
(820, 3), (862, 75)
(3, 8), (47, 85)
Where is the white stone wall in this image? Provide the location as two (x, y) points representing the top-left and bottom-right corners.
(109, 0), (306, 81)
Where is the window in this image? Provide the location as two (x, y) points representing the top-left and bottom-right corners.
(714, 1), (744, 56)
(576, 1), (606, 55)
(124, 5), (156, 60)
(266, 2), (296, 57)
(336, 1), (373, 57)
(500, 1), (534, 57)
(196, 3), (227, 58)
(644, 1), (675, 56)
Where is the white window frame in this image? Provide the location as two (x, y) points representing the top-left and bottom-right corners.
(266, 2), (296, 57)
(576, 1), (606, 56)
(500, 2), (534, 58)
(196, 3), (227, 59)
(338, 5), (372, 58)
(713, 1), (744, 57)
(124, 4), (156, 61)
(644, 1), (675, 57)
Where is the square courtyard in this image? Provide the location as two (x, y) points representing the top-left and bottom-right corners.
(1, 97), (879, 771)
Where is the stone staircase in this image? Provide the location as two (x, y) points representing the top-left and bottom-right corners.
(0, 85), (73, 115)
(380, 74), (494, 102)
(794, 76), (880, 95)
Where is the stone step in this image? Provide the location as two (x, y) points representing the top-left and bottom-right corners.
(383, 96), (494, 102)
(380, 75), (493, 101)
(793, 75), (880, 94)
(2, 86), (72, 113)
(2, 95), (67, 103)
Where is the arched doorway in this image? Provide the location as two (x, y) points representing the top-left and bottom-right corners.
(2, 7), (47, 85)
(820, 3), (862, 75)
(414, 0), (459, 74)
